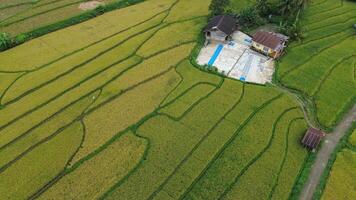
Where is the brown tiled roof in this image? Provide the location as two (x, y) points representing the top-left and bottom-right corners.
(301, 128), (326, 150)
(204, 15), (237, 35)
(252, 31), (287, 50)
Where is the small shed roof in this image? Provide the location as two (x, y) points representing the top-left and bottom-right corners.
(301, 128), (326, 150)
(204, 15), (237, 35)
(252, 31), (288, 51)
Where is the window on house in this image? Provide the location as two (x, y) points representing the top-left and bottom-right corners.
(263, 47), (269, 52)
(207, 31), (211, 37)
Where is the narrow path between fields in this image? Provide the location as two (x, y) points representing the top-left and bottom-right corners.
(272, 83), (315, 129)
(299, 104), (356, 200)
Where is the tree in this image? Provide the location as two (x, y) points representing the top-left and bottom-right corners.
(256, 0), (271, 16)
(239, 7), (264, 27)
(209, 0), (229, 16)
(279, 0), (295, 17)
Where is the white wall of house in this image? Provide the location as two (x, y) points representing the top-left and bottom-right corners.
(206, 29), (228, 42)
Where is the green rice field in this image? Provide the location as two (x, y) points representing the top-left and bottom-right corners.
(0, 0), (118, 36)
(320, 127), (356, 200)
(0, 0), (313, 199)
(276, 0), (356, 130)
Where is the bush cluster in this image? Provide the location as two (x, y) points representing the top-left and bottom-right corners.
(208, 0), (310, 41)
(0, 32), (11, 51)
(209, 0), (229, 16)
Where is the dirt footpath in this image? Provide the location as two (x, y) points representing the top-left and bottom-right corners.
(299, 104), (356, 200)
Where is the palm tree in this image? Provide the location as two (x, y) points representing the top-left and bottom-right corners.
(279, 0), (295, 17)
(296, 0), (311, 10)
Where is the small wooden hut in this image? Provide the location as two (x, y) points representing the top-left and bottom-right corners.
(301, 127), (326, 150)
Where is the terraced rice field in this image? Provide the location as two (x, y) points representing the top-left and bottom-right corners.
(0, 0), (117, 36)
(276, 0), (356, 130)
(320, 128), (356, 200)
(0, 0), (310, 199)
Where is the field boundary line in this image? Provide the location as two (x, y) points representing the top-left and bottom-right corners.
(158, 64), (185, 107)
(218, 107), (299, 199)
(1, 22), (164, 106)
(0, 57), (140, 149)
(289, 29), (351, 49)
(308, 0), (328, 8)
(0, 0), (72, 24)
(311, 55), (355, 97)
(159, 82), (218, 112)
(1, 0), (86, 27)
(278, 35), (353, 79)
(0, 32), (181, 132)
(0, 89), (101, 172)
(179, 94), (284, 199)
(305, 15), (356, 32)
(0, 2), (32, 10)
(305, 1), (343, 17)
(0, 8), (168, 73)
(160, 79), (223, 122)
(28, 63), (184, 198)
(1, 15), (205, 107)
(268, 117), (305, 199)
(304, 8), (356, 27)
(290, 28), (352, 49)
(147, 83), (244, 199)
(28, 121), (133, 200)
(0, 72), (25, 105)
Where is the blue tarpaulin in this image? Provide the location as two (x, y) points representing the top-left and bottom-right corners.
(208, 44), (223, 66)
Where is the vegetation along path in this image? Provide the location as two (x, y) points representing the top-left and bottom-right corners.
(299, 104), (356, 200)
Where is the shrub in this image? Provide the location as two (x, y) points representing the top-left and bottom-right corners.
(0, 33), (12, 51)
(209, 0), (229, 16)
(15, 34), (28, 44)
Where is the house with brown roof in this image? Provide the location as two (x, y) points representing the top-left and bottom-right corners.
(251, 31), (288, 59)
(204, 15), (238, 43)
(301, 128), (326, 150)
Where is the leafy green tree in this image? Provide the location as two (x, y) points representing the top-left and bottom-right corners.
(279, 0), (296, 17)
(256, 0), (271, 16)
(209, 0), (229, 15)
(239, 7), (264, 27)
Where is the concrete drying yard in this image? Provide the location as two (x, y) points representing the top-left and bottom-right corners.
(197, 31), (274, 84)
